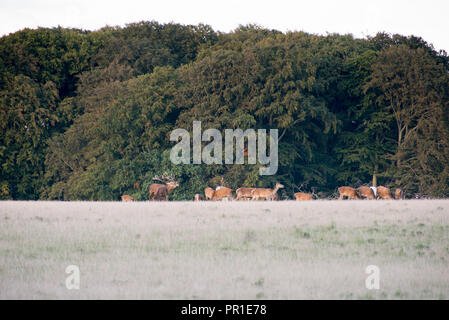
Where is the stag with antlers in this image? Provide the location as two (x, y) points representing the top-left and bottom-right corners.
(294, 186), (316, 201)
(149, 174), (179, 201)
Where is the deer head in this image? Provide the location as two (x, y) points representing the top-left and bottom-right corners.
(274, 183), (284, 190)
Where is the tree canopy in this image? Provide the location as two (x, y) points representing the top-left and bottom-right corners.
(1, 23), (448, 200)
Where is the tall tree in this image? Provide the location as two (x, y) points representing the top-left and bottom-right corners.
(365, 45), (449, 195)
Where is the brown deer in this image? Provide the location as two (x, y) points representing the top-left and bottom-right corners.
(357, 186), (376, 200)
(317, 191), (329, 199)
(152, 187), (166, 201)
(204, 187), (215, 200)
(121, 195), (135, 202)
(194, 194), (204, 201)
(251, 183), (284, 201)
(377, 186), (394, 200)
(395, 188), (404, 200)
(212, 187), (233, 201)
(294, 192), (312, 200)
(149, 174), (179, 201)
(236, 187), (256, 200)
(338, 186), (360, 200)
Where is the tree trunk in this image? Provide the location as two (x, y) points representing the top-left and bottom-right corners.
(372, 163), (378, 187)
(397, 124), (404, 167)
(373, 154), (378, 187)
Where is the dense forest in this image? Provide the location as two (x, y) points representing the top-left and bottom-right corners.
(1, 21), (448, 200)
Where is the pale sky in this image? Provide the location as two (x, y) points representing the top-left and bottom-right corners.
(1, 0), (448, 52)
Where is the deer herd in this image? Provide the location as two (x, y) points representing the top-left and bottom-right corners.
(121, 174), (404, 202)
(337, 186), (403, 200)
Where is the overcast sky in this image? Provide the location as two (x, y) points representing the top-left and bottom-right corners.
(1, 0), (448, 52)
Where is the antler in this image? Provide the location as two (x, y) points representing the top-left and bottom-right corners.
(161, 173), (175, 182)
(293, 183), (305, 192)
(153, 175), (164, 182)
(153, 173), (176, 183)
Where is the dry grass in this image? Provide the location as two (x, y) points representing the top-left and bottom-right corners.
(0, 200), (448, 299)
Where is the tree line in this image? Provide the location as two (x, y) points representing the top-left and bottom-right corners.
(1, 22), (448, 200)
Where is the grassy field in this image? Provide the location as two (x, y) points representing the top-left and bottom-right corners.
(0, 200), (448, 299)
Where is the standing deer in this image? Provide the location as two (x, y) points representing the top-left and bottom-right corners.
(149, 174), (179, 201)
(121, 195), (135, 202)
(317, 191), (329, 199)
(212, 187), (233, 201)
(204, 187), (215, 200)
(357, 186), (376, 200)
(251, 183), (284, 201)
(377, 186), (394, 200)
(395, 188), (404, 200)
(236, 187), (256, 201)
(338, 186), (360, 200)
(294, 192), (312, 200)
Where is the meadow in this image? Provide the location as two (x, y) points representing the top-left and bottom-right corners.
(0, 200), (448, 299)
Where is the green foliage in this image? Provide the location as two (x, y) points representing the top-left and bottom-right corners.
(333, 49), (397, 185)
(364, 45), (449, 195)
(1, 23), (448, 199)
(0, 75), (60, 199)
